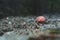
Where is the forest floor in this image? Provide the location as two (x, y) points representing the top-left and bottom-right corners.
(0, 14), (60, 40)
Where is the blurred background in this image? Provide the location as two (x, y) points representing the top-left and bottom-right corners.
(0, 0), (60, 17)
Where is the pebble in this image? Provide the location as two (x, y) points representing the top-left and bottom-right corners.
(8, 21), (12, 24)
(43, 24), (51, 29)
(57, 23), (60, 28)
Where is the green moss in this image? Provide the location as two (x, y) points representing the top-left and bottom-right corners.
(48, 28), (60, 34)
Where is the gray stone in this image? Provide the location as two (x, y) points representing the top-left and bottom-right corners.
(50, 24), (56, 28)
(57, 22), (60, 28)
(43, 24), (51, 29)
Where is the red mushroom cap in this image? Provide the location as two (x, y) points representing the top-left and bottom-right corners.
(36, 16), (46, 22)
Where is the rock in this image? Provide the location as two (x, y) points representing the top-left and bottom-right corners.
(57, 22), (60, 28)
(50, 24), (56, 28)
(44, 24), (51, 29)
